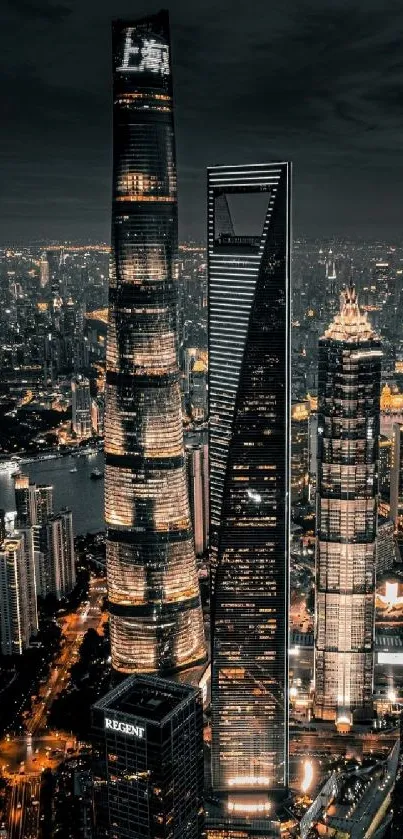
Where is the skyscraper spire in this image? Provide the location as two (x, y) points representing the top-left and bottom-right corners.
(106, 12), (206, 675)
(315, 286), (382, 725)
(325, 283), (376, 343)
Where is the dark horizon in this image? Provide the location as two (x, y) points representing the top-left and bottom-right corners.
(2, 0), (403, 243)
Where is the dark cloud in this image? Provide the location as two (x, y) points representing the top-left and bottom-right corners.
(1, 0), (403, 241)
(4, 0), (71, 21)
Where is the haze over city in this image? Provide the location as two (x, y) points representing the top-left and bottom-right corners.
(2, 0), (403, 241)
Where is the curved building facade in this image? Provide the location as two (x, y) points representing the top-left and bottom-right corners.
(314, 286), (382, 723)
(106, 12), (206, 674)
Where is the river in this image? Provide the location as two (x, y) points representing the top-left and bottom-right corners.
(0, 451), (105, 535)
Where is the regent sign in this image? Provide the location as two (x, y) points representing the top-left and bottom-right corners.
(105, 717), (145, 738)
(118, 30), (170, 76)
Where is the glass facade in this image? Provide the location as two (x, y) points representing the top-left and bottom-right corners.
(291, 402), (310, 504)
(92, 675), (204, 839)
(208, 164), (291, 794)
(314, 286), (382, 722)
(46, 509), (76, 600)
(106, 13), (205, 674)
(390, 423), (403, 532)
(0, 536), (31, 656)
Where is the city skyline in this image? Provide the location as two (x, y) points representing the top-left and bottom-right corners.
(2, 0), (403, 242)
(1, 3), (403, 837)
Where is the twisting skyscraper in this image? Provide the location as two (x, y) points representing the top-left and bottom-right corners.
(314, 286), (382, 724)
(208, 163), (291, 800)
(106, 12), (206, 674)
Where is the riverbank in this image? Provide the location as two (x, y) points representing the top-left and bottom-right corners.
(0, 450), (105, 535)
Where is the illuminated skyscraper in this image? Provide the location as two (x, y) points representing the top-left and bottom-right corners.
(39, 251), (49, 288)
(291, 401), (310, 505)
(314, 286), (382, 724)
(92, 676), (204, 838)
(390, 423), (403, 532)
(17, 528), (39, 638)
(46, 509), (76, 600)
(208, 163), (291, 798)
(105, 12), (206, 674)
(379, 434), (392, 504)
(185, 431), (209, 557)
(0, 536), (31, 655)
(14, 474), (53, 528)
(14, 474), (36, 527)
(71, 374), (92, 439)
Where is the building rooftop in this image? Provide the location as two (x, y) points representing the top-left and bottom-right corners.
(0, 537), (22, 553)
(323, 284), (379, 344)
(93, 675), (198, 724)
(380, 383), (403, 412)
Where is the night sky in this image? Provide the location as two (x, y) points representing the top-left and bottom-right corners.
(2, 0), (403, 243)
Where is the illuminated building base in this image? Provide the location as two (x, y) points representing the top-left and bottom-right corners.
(205, 795), (286, 839)
(314, 702), (373, 726)
(314, 703), (373, 722)
(335, 713), (352, 734)
(109, 608), (207, 675)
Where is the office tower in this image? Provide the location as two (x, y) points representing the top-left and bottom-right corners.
(14, 473), (37, 527)
(105, 13), (205, 674)
(39, 251), (50, 288)
(291, 401), (310, 505)
(0, 510), (6, 543)
(376, 517), (397, 574)
(380, 383), (403, 438)
(183, 348), (198, 396)
(0, 536), (30, 655)
(33, 546), (47, 598)
(390, 423), (403, 533)
(46, 509), (76, 599)
(185, 432), (209, 557)
(36, 484), (54, 524)
(190, 359), (208, 421)
(71, 374), (92, 438)
(208, 163), (291, 797)
(326, 250), (338, 316)
(379, 434), (393, 504)
(314, 285), (382, 724)
(62, 298), (77, 369)
(91, 396), (105, 436)
(17, 528), (39, 637)
(308, 410), (318, 500)
(14, 474), (53, 528)
(373, 260), (390, 307)
(92, 675), (204, 839)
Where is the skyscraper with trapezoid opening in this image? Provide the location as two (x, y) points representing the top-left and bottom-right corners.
(208, 162), (291, 799)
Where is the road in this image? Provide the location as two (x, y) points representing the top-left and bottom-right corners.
(0, 575), (106, 834)
(290, 595), (313, 634)
(6, 776), (40, 839)
(290, 727), (398, 760)
(27, 576), (107, 735)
